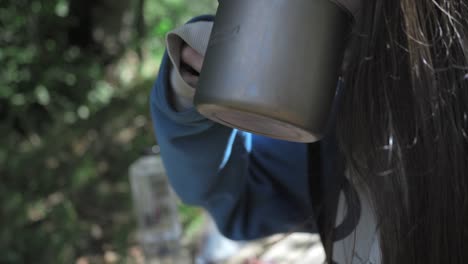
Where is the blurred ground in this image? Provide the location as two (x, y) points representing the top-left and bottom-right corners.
(75, 229), (325, 264)
(225, 233), (325, 264)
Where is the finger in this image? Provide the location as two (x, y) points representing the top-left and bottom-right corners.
(180, 68), (199, 87)
(181, 61), (200, 76)
(181, 44), (204, 73)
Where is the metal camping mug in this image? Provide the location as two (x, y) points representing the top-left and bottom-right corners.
(195, 0), (352, 142)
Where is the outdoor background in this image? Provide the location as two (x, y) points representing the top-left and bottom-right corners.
(1, 0), (218, 263)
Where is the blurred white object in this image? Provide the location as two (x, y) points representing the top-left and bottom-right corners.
(129, 154), (182, 264)
(195, 216), (243, 264)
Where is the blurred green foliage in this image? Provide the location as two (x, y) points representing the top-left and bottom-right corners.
(0, 0), (216, 263)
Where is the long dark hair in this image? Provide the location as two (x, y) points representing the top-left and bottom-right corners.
(337, 0), (468, 263)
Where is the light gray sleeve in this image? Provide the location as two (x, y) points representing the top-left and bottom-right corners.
(165, 21), (213, 111)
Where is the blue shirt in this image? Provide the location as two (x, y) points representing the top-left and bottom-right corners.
(150, 15), (323, 241)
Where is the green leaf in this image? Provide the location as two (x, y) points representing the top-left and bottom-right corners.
(154, 18), (174, 37)
(35, 85), (50, 105)
(55, 0), (69, 17)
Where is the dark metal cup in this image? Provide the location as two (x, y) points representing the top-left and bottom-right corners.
(195, 0), (351, 142)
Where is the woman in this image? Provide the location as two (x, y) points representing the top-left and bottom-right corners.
(151, 0), (468, 263)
